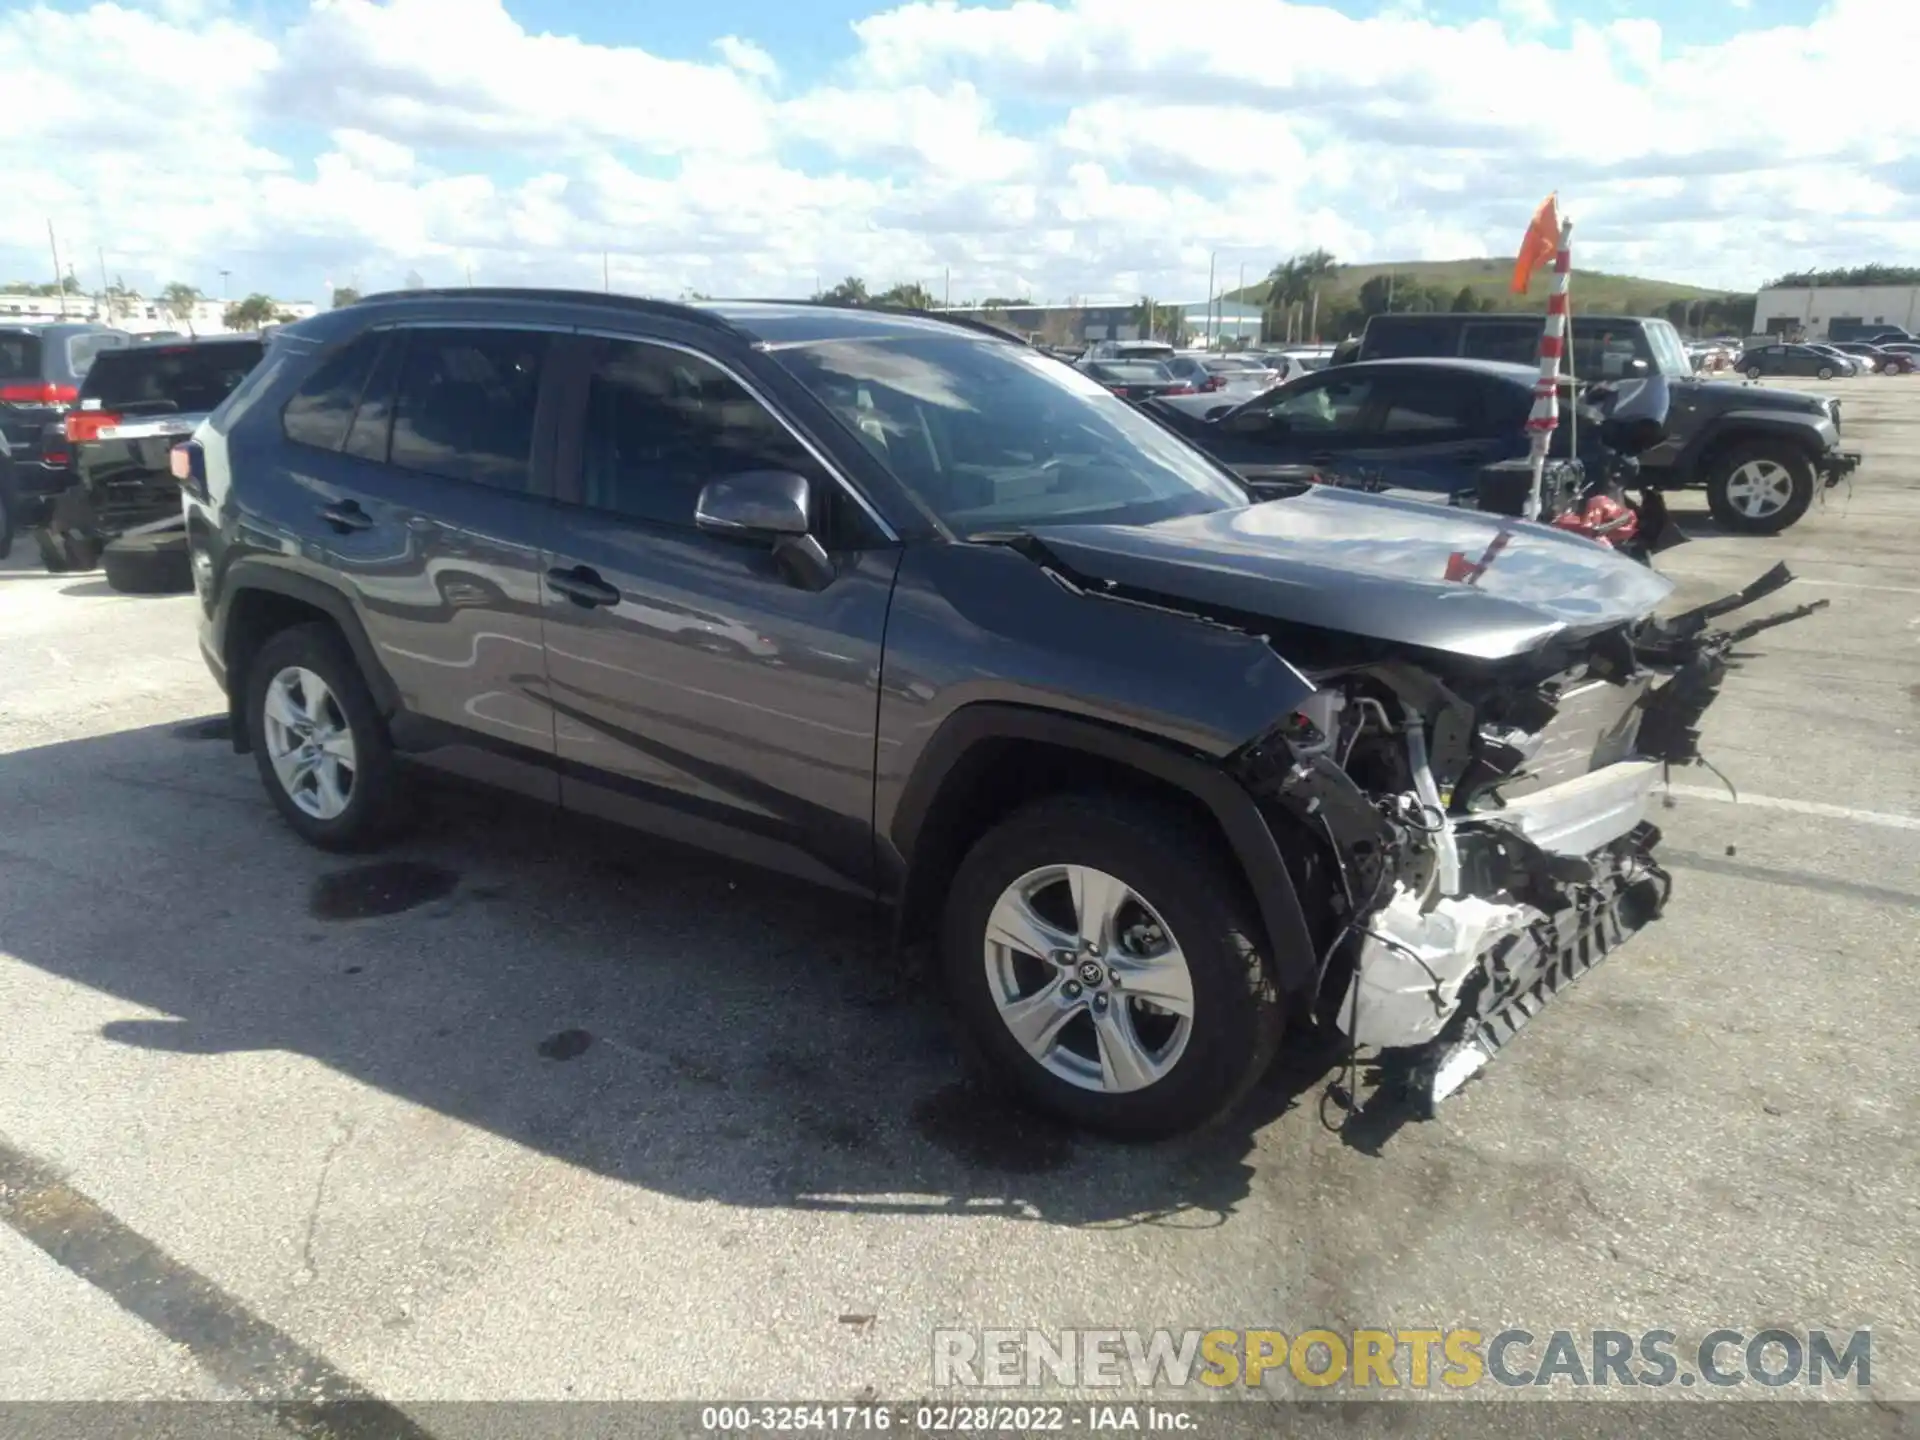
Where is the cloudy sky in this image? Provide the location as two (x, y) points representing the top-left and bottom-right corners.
(3, 0), (1913, 306)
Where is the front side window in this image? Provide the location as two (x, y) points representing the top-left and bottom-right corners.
(389, 328), (548, 492)
(574, 339), (818, 528)
(771, 334), (1245, 534)
(1263, 375), (1376, 432)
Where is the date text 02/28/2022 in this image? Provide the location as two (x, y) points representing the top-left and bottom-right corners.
(698, 1404), (1196, 1432)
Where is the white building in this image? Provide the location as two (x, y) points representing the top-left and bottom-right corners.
(0, 290), (317, 335)
(1752, 285), (1920, 340)
(1177, 300), (1264, 346)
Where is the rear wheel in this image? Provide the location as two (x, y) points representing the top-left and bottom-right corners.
(244, 623), (409, 852)
(1705, 441), (1815, 535)
(940, 793), (1285, 1140)
(1817, 365), (1834, 380)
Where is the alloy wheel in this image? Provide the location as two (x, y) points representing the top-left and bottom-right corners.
(262, 666), (358, 820)
(981, 863), (1195, 1094)
(1723, 459), (1796, 519)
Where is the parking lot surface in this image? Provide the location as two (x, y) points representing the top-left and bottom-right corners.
(2, 378), (1916, 1412)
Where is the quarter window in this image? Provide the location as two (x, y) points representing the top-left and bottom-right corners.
(574, 339), (817, 528)
(282, 333), (386, 452)
(389, 328), (549, 493)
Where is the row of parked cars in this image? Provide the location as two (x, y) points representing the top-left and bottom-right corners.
(2, 288), (1835, 1143)
(0, 320), (265, 589)
(1732, 338), (1920, 380)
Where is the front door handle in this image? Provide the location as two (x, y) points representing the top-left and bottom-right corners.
(318, 500), (373, 533)
(546, 565), (621, 609)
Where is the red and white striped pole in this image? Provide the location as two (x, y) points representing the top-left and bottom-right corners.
(1524, 218), (1575, 519)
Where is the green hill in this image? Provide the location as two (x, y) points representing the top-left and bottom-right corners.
(1231, 257), (1728, 312)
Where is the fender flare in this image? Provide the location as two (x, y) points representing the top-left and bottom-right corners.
(1673, 412), (1831, 479)
(890, 702), (1320, 998)
(216, 560), (403, 744)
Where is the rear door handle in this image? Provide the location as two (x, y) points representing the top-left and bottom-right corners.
(546, 566), (621, 609)
(318, 500), (373, 533)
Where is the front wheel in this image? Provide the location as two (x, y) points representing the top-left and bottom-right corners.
(1705, 442), (1815, 535)
(940, 794), (1285, 1140)
(1817, 365), (1834, 380)
(1745, 365), (1763, 380)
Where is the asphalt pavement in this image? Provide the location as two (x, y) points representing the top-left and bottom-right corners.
(1, 377), (1915, 1423)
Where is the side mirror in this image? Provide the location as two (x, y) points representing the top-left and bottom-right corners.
(694, 470), (834, 592)
(695, 470), (812, 537)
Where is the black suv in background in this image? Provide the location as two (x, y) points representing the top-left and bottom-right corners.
(1338, 312), (1862, 534)
(179, 289), (1815, 1138)
(33, 334), (264, 591)
(1, 322), (130, 551)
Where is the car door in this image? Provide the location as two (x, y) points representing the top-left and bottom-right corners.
(1343, 368), (1507, 497)
(274, 323), (562, 797)
(1204, 371), (1381, 483)
(539, 332), (901, 893)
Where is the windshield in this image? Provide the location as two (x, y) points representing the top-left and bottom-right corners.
(1640, 319), (1692, 378)
(771, 335), (1247, 534)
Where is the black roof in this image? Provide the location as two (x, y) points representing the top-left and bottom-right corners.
(350, 287), (1021, 349)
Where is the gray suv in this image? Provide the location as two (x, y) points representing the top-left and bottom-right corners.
(178, 290), (1818, 1138)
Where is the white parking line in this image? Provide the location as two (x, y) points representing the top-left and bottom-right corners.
(1795, 579), (1920, 596)
(1663, 783), (1920, 833)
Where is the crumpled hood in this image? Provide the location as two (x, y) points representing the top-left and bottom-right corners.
(1026, 486), (1676, 661)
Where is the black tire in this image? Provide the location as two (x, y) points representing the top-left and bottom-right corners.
(101, 532), (192, 595)
(1816, 365), (1834, 380)
(940, 792), (1286, 1140)
(32, 527), (98, 573)
(1745, 365), (1763, 380)
(243, 622), (410, 852)
(1705, 440), (1816, 535)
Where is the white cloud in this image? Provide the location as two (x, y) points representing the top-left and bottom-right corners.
(2, 0), (1918, 306)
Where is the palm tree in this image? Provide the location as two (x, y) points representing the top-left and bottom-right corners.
(818, 276), (870, 305)
(877, 282), (936, 310)
(223, 293), (279, 332)
(160, 282), (202, 336)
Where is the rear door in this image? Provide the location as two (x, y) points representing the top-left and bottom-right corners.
(272, 324), (563, 794)
(1345, 368), (1508, 496)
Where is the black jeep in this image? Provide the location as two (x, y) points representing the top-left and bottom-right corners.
(1339, 313), (1862, 535)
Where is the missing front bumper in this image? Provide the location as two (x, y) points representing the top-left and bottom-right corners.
(1383, 838), (1673, 1115)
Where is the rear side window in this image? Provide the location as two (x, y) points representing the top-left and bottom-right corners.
(1459, 322), (1540, 365)
(1375, 371), (1485, 434)
(389, 328), (549, 493)
(80, 340), (264, 413)
(282, 333), (386, 451)
(66, 332), (126, 375)
(0, 333), (41, 381)
(1362, 317), (1457, 360)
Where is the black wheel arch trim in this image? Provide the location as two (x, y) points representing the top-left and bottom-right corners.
(888, 702), (1319, 997)
(216, 561), (403, 749)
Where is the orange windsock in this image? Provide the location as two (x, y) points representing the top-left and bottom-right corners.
(1511, 193), (1561, 294)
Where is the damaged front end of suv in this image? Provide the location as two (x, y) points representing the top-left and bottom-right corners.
(1023, 494), (1826, 1118)
(1234, 561), (1827, 1114)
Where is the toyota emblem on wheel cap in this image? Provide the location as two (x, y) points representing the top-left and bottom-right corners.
(1077, 960), (1105, 987)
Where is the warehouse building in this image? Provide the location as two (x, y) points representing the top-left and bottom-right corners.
(1753, 284), (1920, 340)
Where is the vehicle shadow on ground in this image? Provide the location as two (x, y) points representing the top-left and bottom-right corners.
(0, 719), (1362, 1230)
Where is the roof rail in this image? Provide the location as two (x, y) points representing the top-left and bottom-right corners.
(350, 287), (745, 338)
(724, 297), (1031, 347)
